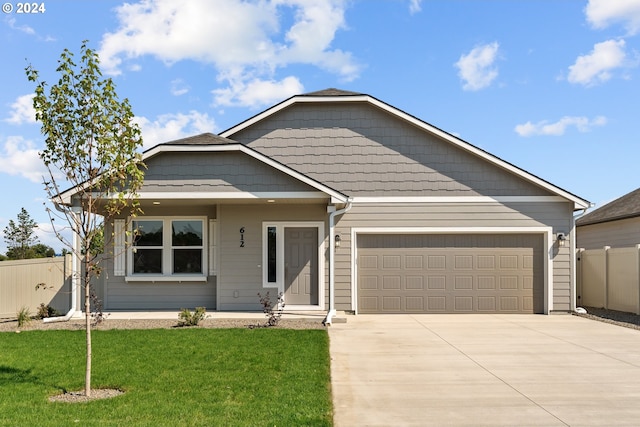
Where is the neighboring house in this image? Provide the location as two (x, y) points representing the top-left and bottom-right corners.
(576, 187), (640, 249)
(60, 89), (590, 320)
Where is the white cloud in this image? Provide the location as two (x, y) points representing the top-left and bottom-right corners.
(134, 110), (216, 149)
(585, 0), (640, 35)
(568, 39), (627, 86)
(0, 136), (46, 183)
(6, 17), (35, 35)
(99, 0), (359, 107)
(5, 94), (36, 125)
(212, 76), (304, 108)
(170, 79), (190, 96)
(455, 42), (500, 91)
(515, 116), (607, 137)
(408, 0), (422, 14)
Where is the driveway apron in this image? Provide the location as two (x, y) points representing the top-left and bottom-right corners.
(328, 314), (640, 427)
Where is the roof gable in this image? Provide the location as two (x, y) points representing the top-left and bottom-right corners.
(59, 134), (348, 204)
(143, 135), (348, 202)
(220, 90), (589, 209)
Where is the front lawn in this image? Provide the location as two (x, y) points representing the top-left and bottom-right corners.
(0, 328), (332, 426)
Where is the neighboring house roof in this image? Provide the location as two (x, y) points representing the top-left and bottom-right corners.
(220, 89), (590, 210)
(576, 187), (640, 226)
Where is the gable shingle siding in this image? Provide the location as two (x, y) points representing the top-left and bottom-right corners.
(228, 102), (554, 197)
(142, 151), (315, 193)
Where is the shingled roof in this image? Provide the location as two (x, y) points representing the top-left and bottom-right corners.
(577, 187), (640, 226)
(153, 133), (236, 147)
(302, 88), (364, 96)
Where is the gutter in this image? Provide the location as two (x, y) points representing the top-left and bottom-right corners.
(325, 199), (353, 325)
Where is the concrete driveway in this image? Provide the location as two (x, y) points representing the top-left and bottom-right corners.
(328, 314), (640, 426)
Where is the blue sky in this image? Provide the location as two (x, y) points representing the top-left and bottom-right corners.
(1, 0), (639, 254)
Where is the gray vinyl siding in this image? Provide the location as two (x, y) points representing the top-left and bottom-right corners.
(143, 151), (315, 193)
(228, 102), (553, 197)
(217, 203), (328, 311)
(577, 217), (640, 249)
(332, 201), (575, 312)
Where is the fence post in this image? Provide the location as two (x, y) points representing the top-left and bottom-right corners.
(604, 246), (610, 310)
(576, 248), (583, 308)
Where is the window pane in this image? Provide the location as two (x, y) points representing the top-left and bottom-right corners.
(133, 249), (162, 273)
(172, 221), (203, 246)
(173, 249), (202, 273)
(133, 220), (163, 246)
(267, 226), (277, 282)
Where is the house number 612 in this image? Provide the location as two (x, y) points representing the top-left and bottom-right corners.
(239, 227), (245, 247)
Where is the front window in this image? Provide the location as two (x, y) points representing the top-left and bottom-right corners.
(267, 226), (277, 283)
(133, 220), (163, 274)
(130, 218), (205, 277)
(172, 220), (203, 273)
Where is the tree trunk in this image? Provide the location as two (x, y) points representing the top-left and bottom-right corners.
(84, 258), (92, 397)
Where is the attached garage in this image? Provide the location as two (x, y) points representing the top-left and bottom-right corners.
(357, 234), (544, 314)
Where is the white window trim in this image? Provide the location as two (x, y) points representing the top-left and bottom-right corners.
(261, 221), (325, 309)
(125, 216), (208, 282)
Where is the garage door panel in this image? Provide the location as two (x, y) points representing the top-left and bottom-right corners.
(358, 234), (543, 314)
(360, 296), (378, 311)
(406, 297), (424, 311)
(454, 276), (473, 290)
(360, 276), (379, 290)
(405, 256), (423, 269)
(382, 275), (401, 290)
(454, 296), (473, 311)
(477, 296), (496, 311)
(382, 296), (401, 311)
(427, 296), (446, 311)
(478, 276), (496, 289)
(406, 276), (424, 290)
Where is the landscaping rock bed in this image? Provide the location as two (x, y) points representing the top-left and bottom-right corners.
(573, 306), (640, 331)
(0, 317), (326, 332)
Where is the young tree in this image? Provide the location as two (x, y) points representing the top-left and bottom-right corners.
(26, 41), (145, 397)
(3, 207), (40, 260)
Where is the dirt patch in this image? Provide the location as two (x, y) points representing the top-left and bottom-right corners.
(49, 388), (125, 403)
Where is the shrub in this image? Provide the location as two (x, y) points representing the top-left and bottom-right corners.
(177, 307), (207, 327)
(256, 292), (285, 327)
(36, 303), (60, 319)
(16, 306), (31, 328)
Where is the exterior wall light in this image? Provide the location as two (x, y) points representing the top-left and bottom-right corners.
(335, 234), (341, 248)
(557, 232), (566, 247)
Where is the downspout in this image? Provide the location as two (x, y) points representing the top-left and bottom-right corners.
(325, 198), (353, 325)
(572, 204), (593, 314)
(43, 208), (80, 323)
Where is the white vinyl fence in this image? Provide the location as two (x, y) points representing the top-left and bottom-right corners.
(0, 255), (72, 319)
(577, 246), (640, 314)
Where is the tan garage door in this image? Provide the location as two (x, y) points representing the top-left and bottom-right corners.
(357, 234), (544, 314)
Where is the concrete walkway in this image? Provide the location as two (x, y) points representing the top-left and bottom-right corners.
(328, 314), (640, 426)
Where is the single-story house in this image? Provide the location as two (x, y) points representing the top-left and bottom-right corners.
(61, 89), (590, 321)
(576, 187), (640, 249)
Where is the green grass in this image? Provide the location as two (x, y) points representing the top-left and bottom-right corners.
(0, 328), (333, 427)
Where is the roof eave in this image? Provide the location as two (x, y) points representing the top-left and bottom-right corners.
(221, 92), (590, 210)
